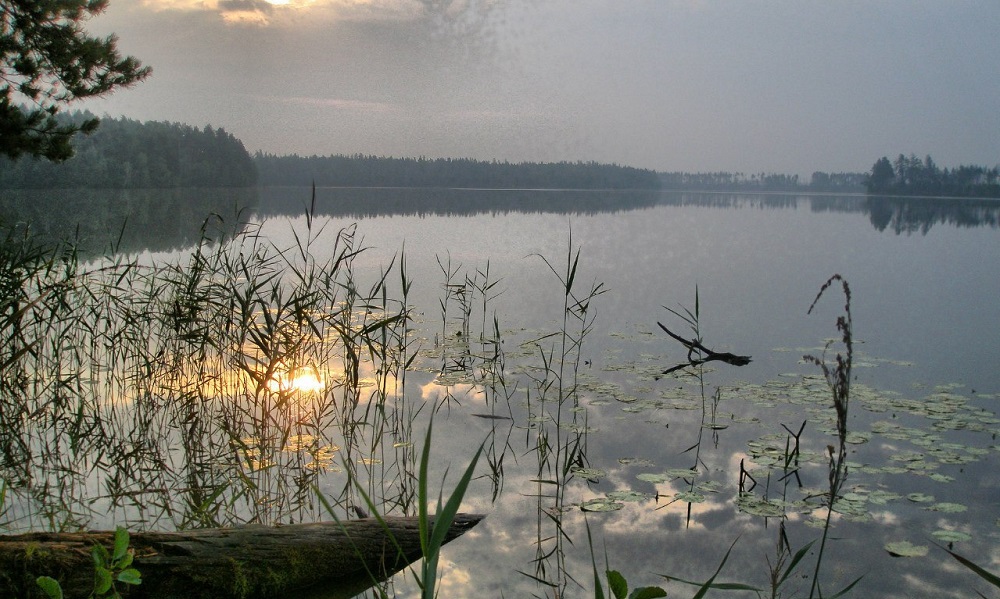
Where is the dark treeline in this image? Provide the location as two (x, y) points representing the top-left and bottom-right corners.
(253, 153), (663, 190)
(659, 171), (866, 192)
(866, 154), (1000, 197)
(0, 113), (257, 189)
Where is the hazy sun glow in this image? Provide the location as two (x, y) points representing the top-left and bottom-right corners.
(267, 366), (325, 394)
(141, 0), (428, 26)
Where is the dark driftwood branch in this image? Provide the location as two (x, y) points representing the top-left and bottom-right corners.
(657, 322), (751, 374)
(0, 514), (484, 599)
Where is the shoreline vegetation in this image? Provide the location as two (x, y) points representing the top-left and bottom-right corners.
(866, 154), (1000, 198)
(0, 115), (999, 255)
(2, 112), (1000, 199)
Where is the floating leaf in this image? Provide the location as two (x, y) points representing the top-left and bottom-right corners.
(932, 529), (972, 543)
(674, 491), (705, 503)
(833, 497), (870, 518)
(867, 490), (902, 505)
(637, 473), (670, 484)
(926, 502), (967, 513)
(696, 480), (723, 493)
(736, 495), (786, 517)
(618, 457), (655, 467)
(885, 541), (928, 557)
(581, 498), (624, 512)
(571, 467), (607, 480)
(845, 431), (870, 444)
(907, 493), (935, 503)
(928, 473), (955, 483)
(606, 490), (649, 503)
(665, 468), (699, 479)
(890, 451), (925, 463)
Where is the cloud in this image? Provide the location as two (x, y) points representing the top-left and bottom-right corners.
(216, 0), (274, 24)
(138, 0), (495, 27)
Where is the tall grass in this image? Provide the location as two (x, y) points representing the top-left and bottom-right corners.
(518, 231), (607, 597)
(651, 277), (862, 599)
(0, 206), (423, 533)
(5, 199), (951, 599)
(803, 274), (862, 599)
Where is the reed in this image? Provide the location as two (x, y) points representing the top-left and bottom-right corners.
(8, 196), (963, 599)
(650, 277), (863, 599)
(315, 415), (484, 599)
(519, 231), (607, 596)
(803, 274), (862, 599)
(0, 201), (423, 534)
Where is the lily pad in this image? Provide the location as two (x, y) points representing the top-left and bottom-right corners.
(580, 498), (625, 512)
(666, 468), (699, 479)
(571, 467), (607, 480)
(637, 473), (670, 484)
(927, 473), (955, 483)
(696, 480), (723, 493)
(845, 431), (871, 444)
(736, 495), (787, 517)
(867, 490), (902, 505)
(925, 502), (967, 513)
(606, 490), (650, 503)
(931, 529), (972, 543)
(674, 491), (705, 503)
(885, 541), (928, 557)
(618, 458), (653, 466)
(618, 457), (655, 467)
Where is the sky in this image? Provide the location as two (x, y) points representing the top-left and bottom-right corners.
(79, 0), (1000, 177)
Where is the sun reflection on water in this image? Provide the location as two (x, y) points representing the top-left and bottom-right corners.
(266, 365), (325, 394)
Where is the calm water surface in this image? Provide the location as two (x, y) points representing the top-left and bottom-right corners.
(249, 190), (1000, 598)
(8, 189), (1000, 598)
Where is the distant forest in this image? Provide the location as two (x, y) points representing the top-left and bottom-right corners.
(5, 114), (997, 202)
(256, 154), (868, 193)
(0, 112), (873, 193)
(866, 154), (1000, 197)
(4, 114), (998, 256)
(659, 171), (865, 192)
(0, 114), (258, 254)
(253, 153), (662, 190)
(0, 113), (257, 189)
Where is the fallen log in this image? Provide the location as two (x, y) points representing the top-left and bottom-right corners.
(0, 514), (484, 599)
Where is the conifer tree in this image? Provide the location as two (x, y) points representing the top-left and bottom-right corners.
(1, 0), (149, 161)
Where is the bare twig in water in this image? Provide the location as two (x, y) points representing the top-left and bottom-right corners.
(657, 322), (751, 374)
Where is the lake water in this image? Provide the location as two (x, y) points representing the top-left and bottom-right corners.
(258, 189), (1000, 598)
(3, 188), (999, 598)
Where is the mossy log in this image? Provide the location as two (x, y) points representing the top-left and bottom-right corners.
(0, 514), (484, 599)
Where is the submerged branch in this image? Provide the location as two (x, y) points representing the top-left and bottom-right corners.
(657, 322), (751, 374)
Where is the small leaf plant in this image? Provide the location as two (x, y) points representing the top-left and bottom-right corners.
(37, 526), (142, 599)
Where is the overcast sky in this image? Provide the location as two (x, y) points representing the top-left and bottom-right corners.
(80, 1), (1000, 177)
